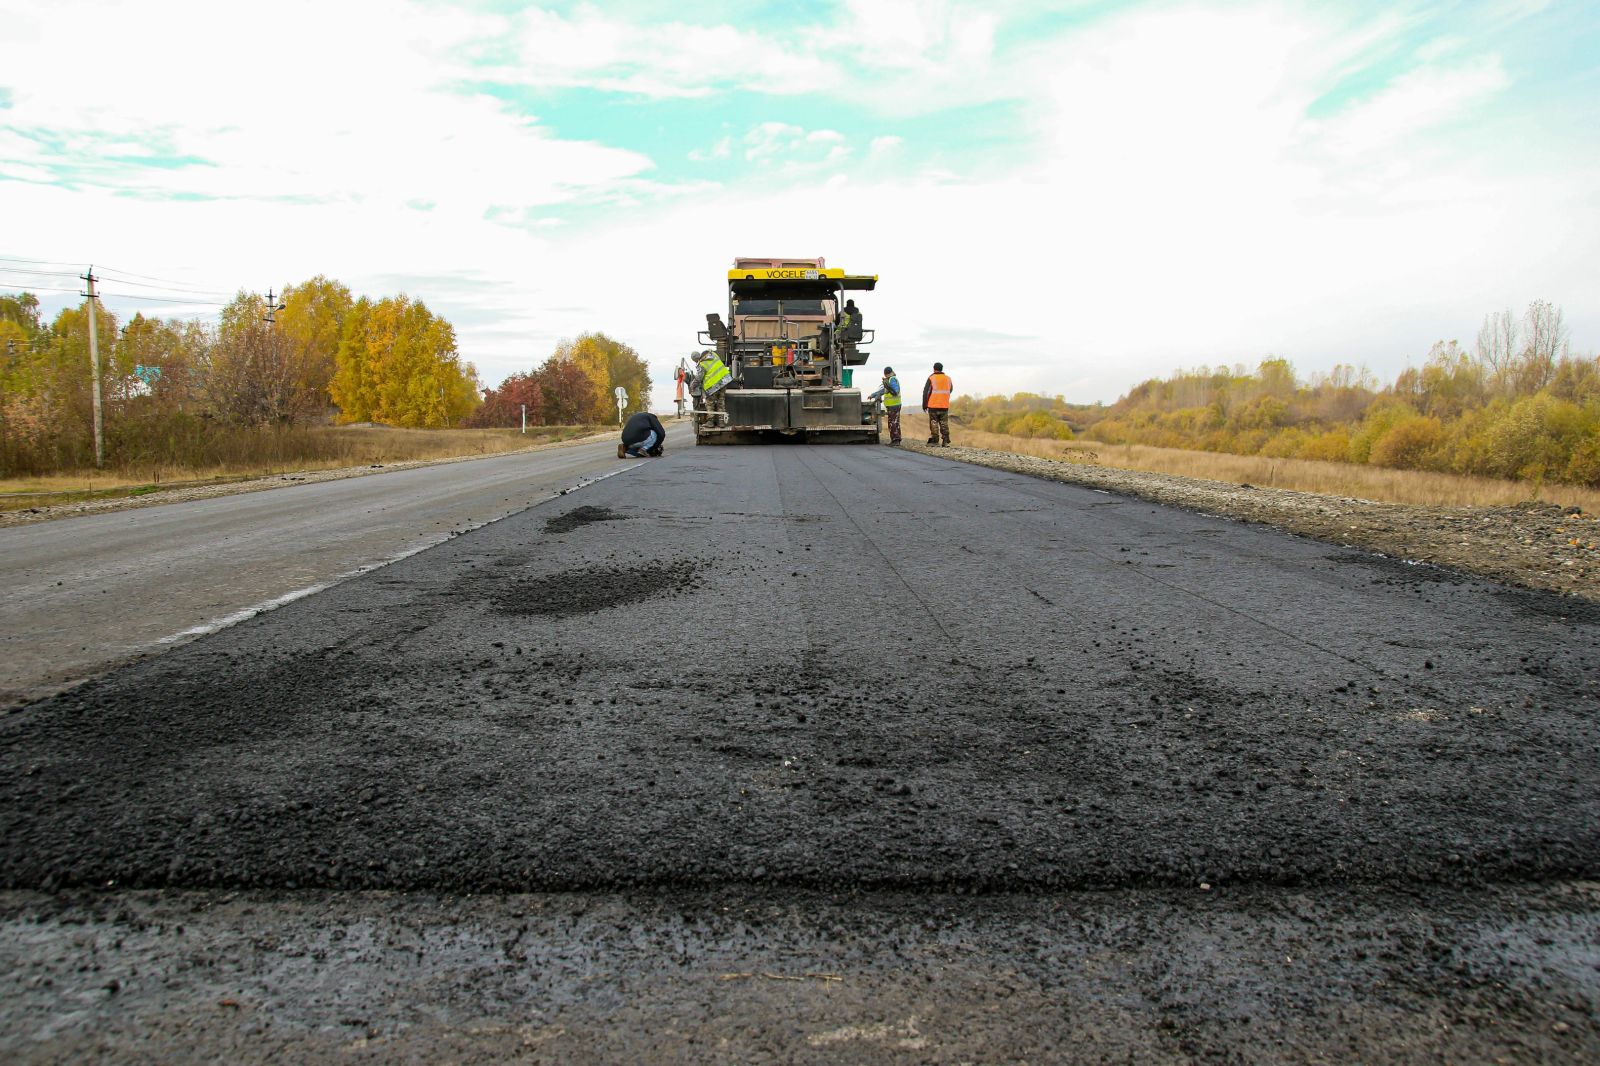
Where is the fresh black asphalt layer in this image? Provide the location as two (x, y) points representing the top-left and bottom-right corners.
(4, 444), (1596, 894)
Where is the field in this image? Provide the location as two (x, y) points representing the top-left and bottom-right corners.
(0, 424), (604, 512)
(947, 423), (1600, 512)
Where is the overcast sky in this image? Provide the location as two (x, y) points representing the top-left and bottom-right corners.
(3, 0), (1597, 404)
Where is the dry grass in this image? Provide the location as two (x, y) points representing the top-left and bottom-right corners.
(948, 425), (1600, 512)
(0, 424), (603, 508)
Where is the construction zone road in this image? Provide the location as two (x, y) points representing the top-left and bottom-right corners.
(3, 443), (1598, 1062)
(0, 425), (689, 705)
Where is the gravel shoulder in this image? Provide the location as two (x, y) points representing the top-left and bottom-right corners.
(0, 431), (617, 528)
(904, 442), (1600, 601)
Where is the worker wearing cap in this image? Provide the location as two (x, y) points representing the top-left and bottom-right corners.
(923, 362), (953, 446)
(868, 366), (902, 444)
(697, 349), (731, 417)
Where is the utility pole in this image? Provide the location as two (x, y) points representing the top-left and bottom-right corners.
(261, 289), (285, 423)
(81, 267), (104, 468)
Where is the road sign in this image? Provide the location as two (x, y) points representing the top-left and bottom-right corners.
(614, 386), (628, 424)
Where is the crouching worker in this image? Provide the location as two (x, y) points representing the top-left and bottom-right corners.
(618, 410), (667, 459)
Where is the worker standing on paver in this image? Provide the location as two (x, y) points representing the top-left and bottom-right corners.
(868, 366), (903, 445)
(618, 410), (667, 459)
(697, 349), (731, 418)
(923, 362), (953, 446)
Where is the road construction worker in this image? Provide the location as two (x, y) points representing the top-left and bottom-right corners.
(684, 353), (705, 401)
(868, 365), (902, 444)
(618, 410), (667, 459)
(697, 349), (731, 416)
(923, 362), (953, 446)
(839, 299), (862, 340)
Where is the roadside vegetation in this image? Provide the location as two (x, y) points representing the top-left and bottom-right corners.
(946, 427), (1600, 512)
(0, 424), (602, 513)
(951, 298), (1599, 501)
(0, 285), (650, 481)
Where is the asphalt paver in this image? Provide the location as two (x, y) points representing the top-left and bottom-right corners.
(3, 443), (1598, 1061)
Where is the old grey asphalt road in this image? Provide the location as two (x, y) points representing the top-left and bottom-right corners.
(0, 426), (687, 705)
(2, 442), (1597, 1062)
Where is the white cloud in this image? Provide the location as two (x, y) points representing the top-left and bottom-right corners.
(1, 0), (658, 211)
(740, 123), (852, 167)
(1309, 57), (1511, 159)
(492, 6), (836, 99)
(473, 0), (1021, 115)
(688, 136), (733, 162)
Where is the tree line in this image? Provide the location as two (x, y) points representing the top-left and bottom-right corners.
(956, 299), (1600, 488)
(2, 278), (653, 477)
(467, 332), (652, 429)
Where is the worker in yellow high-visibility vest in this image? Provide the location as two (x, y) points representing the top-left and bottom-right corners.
(922, 362), (953, 446)
(697, 350), (731, 417)
(868, 366), (902, 444)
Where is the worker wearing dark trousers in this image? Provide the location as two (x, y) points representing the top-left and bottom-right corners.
(868, 366), (902, 444)
(923, 362), (953, 446)
(619, 410), (667, 458)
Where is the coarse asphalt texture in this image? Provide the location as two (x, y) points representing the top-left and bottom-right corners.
(3, 442), (1598, 1061)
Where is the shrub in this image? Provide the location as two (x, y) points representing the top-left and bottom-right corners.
(1370, 416), (1445, 470)
(1565, 434), (1600, 487)
(1298, 428), (1352, 463)
(1349, 399), (1419, 464)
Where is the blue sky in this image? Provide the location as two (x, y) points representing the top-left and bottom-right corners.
(2, 0), (1597, 402)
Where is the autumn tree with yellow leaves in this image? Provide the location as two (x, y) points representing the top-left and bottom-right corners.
(330, 295), (479, 428)
(1, 276), (484, 475)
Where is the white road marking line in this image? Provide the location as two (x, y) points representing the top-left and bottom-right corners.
(151, 460), (649, 648)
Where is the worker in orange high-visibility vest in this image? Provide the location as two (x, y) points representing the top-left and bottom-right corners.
(922, 362), (953, 446)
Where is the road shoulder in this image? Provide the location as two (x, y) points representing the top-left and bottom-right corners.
(902, 441), (1600, 602)
(0, 430), (624, 529)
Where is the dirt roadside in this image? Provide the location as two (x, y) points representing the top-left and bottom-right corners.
(0, 431), (617, 529)
(904, 441), (1600, 602)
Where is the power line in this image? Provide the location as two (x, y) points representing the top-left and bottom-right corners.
(0, 282), (85, 295)
(91, 274), (235, 298)
(0, 267), (81, 279)
(0, 281), (226, 307)
(6, 255), (239, 298)
(0, 254), (85, 267)
(98, 291), (227, 306)
(98, 263), (235, 291)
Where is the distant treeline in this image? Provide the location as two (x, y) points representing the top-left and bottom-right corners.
(0, 280), (650, 476)
(954, 299), (1600, 488)
(468, 333), (651, 429)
